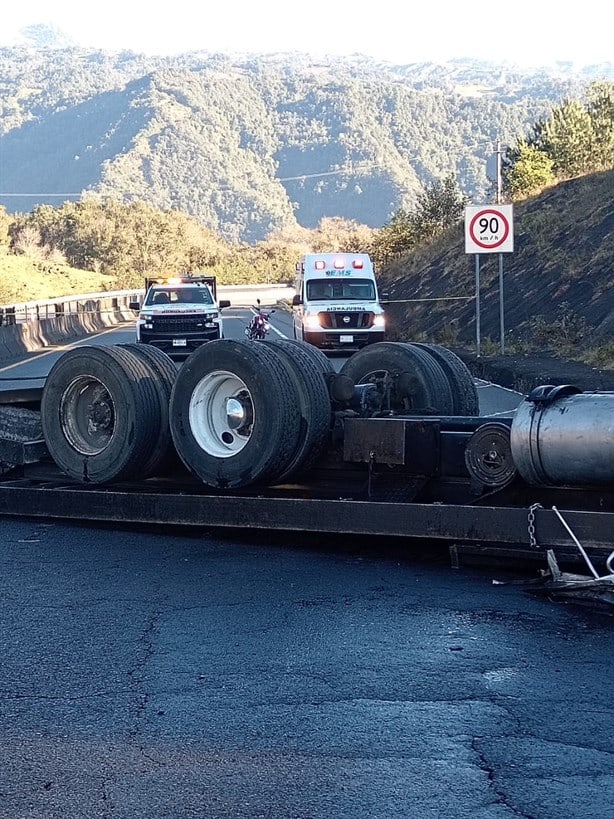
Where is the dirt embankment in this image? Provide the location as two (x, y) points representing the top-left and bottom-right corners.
(380, 170), (614, 374)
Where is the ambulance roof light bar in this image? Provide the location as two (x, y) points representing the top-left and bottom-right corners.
(311, 256), (365, 271)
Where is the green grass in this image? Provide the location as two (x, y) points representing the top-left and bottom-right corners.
(0, 252), (117, 304)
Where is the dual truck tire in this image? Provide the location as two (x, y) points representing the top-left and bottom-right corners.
(41, 340), (478, 488)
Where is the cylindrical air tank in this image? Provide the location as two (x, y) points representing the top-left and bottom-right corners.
(510, 384), (614, 486)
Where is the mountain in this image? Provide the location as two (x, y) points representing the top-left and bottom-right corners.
(12, 24), (76, 49)
(0, 46), (612, 242)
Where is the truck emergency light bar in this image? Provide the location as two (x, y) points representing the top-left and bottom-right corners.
(145, 275), (217, 297)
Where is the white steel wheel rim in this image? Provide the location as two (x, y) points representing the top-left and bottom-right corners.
(188, 370), (254, 458)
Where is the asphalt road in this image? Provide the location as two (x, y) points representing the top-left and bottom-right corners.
(1, 517), (613, 819)
(3, 311), (612, 818)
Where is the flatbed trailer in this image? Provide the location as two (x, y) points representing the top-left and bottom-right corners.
(2, 339), (614, 582)
(2, 418), (613, 573)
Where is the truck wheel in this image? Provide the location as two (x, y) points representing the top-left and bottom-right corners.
(264, 339), (332, 480)
(169, 339), (303, 488)
(279, 338), (334, 376)
(411, 343), (479, 416)
(339, 341), (455, 415)
(117, 343), (179, 476)
(41, 346), (160, 483)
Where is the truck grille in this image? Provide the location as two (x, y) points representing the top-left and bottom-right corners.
(152, 316), (212, 333)
(318, 312), (375, 330)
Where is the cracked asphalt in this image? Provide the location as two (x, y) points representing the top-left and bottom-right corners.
(0, 518), (613, 818)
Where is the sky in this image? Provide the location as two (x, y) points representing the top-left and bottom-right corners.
(1, 0), (612, 68)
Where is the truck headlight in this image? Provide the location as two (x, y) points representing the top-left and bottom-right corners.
(304, 314), (322, 330)
(373, 315), (385, 328)
(204, 313), (220, 327)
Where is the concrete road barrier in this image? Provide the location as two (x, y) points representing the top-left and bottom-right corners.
(0, 298), (135, 361)
(218, 285), (294, 307)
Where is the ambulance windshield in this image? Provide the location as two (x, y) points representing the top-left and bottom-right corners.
(306, 279), (375, 301)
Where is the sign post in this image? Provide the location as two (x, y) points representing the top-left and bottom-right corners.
(464, 204), (514, 356)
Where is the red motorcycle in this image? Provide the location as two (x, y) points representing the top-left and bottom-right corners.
(245, 300), (275, 340)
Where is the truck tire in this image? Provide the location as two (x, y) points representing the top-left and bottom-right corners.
(117, 343), (179, 476)
(169, 339), (303, 488)
(278, 338), (334, 375)
(41, 346), (160, 483)
(339, 341), (455, 415)
(411, 343), (479, 416)
(264, 339), (332, 480)
(279, 339), (356, 404)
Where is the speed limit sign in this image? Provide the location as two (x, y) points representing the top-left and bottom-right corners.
(465, 205), (514, 253)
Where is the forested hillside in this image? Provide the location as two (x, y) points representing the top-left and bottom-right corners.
(1, 46), (611, 242)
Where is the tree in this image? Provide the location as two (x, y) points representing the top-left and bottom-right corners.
(503, 83), (614, 196)
(10, 223), (44, 257)
(412, 174), (467, 240)
(373, 175), (466, 266)
(585, 82), (614, 171)
(503, 140), (555, 199)
(538, 98), (594, 178)
(311, 217), (375, 254)
(0, 206), (11, 251)
(372, 209), (418, 267)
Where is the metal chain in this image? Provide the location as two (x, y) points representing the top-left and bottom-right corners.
(527, 503), (543, 549)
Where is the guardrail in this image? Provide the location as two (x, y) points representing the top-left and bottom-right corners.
(0, 289), (142, 326)
(0, 291), (140, 361)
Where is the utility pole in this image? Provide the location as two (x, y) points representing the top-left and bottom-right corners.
(495, 138), (503, 204)
(495, 138), (505, 353)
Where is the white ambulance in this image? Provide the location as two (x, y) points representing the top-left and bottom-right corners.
(291, 253), (386, 349)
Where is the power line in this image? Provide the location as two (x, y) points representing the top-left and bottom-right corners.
(278, 162), (385, 182)
(0, 193), (83, 197)
(1, 143), (505, 196)
(0, 165), (379, 194)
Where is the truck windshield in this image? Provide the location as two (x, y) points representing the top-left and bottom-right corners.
(306, 279), (376, 301)
(146, 287), (214, 306)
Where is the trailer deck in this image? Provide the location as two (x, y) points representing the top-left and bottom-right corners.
(1, 446), (613, 571)
(2, 377), (614, 578)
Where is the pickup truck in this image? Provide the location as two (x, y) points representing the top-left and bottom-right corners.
(130, 275), (231, 359)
